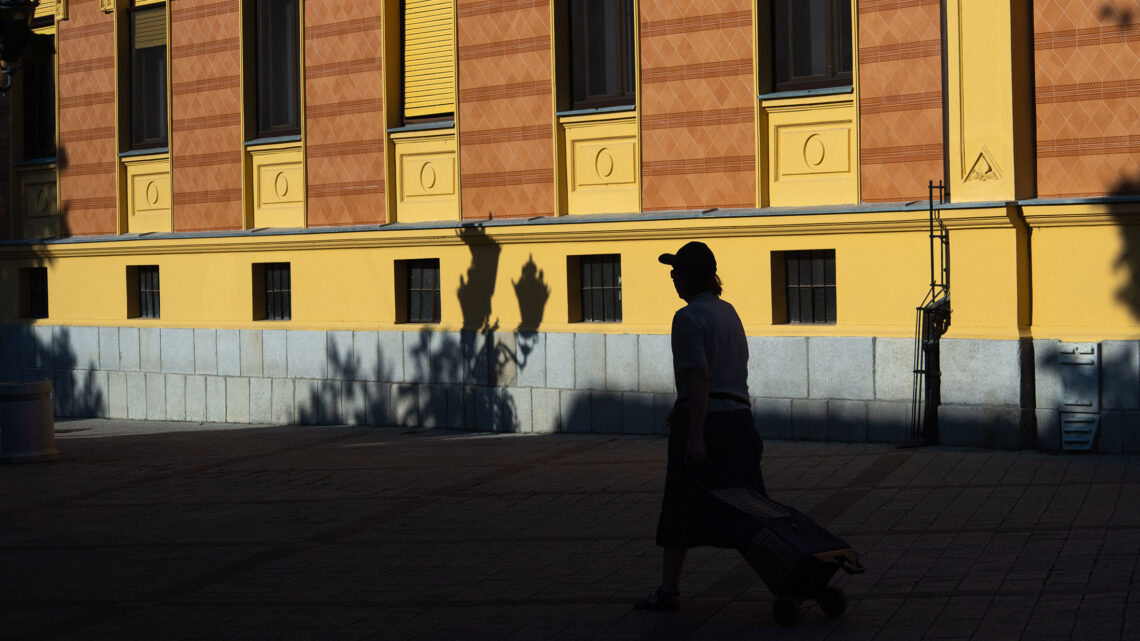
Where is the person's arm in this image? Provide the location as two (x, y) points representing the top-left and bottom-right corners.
(685, 367), (711, 464)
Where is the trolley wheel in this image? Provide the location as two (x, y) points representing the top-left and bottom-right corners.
(818, 586), (847, 618)
(772, 595), (801, 627)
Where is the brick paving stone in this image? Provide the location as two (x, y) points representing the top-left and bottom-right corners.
(1, 419), (1138, 640)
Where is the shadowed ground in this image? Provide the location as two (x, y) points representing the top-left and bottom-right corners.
(2, 419), (1139, 640)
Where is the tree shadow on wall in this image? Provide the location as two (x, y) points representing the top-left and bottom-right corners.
(1024, 2), (1140, 454)
(1100, 3), (1140, 322)
(1, 324), (106, 420)
(1110, 171), (1140, 320)
(0, 112), (100, 418)
(1034, 167), (1140, 453)
(53, 145), (72, 239)
(396, 224), (551, 433)
(295, 334), (397, 427)
(1098, 2), (1135, 24)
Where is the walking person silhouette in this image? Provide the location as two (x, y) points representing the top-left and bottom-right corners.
(636, 241), (767, 611)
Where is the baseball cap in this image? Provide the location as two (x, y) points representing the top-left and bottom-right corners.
(658, 241), (717, 273)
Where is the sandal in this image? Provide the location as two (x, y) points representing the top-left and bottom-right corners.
(634, 588), (681, 611)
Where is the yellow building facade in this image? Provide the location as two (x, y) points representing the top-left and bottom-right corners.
(1, 0), (1138, 452)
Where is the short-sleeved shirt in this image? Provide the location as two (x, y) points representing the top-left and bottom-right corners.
(671, 291), (750, 411)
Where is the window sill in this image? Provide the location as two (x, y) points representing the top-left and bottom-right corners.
(245, 135), (302, 147)
(757, 85), (853, 102)
(388, 120), (455, 134)
(13, 157), (57, 167)
(119, 147), (169, 159)
(556, 105), (635, 118)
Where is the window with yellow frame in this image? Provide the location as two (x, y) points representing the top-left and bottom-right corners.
(125, 0), (168, 151)
(402, 0), (455, 123)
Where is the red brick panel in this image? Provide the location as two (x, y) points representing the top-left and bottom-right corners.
(857, 0), (944, 202)
(639, 0), (756, 212)
(171, 0), (243, 232)
(1034, 0), (1140, 198)
(57, 2), (117, 236)
(304, 1), (385, 226)
(457, 0), (554, 219)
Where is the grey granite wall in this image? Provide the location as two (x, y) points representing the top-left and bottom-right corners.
(938, 338), (1036, 450)
(4, 325), (1135, 451)
(0, 325), (911, 442)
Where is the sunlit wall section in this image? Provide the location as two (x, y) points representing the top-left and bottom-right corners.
(1033, 0), (1140, 199)
(856, 0), (944, 202)
(170, 0), (243, 232)
(456, 0), (555, 219)
(304, 0), (386, 226)
(57, 0), (118, 235)
(638, 0), (757, 211)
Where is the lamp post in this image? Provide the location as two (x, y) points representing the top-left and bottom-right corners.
(0, 0), (41, 92)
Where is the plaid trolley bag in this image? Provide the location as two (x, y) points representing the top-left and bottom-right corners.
(702, 481), (865, 627)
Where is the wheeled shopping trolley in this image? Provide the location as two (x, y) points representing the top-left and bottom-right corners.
(705, 484), (865, 627)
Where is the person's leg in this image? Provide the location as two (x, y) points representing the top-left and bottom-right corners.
(661, 547), (687, 593)
(635, 547), (686, 610)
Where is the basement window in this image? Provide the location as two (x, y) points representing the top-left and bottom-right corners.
(127, 265), (161, 319)
(253, 262), (291, 321)
(397, 258), (441, 324)
(773, 250), (836, 324)
(569, 254), (622, 322)
(20, 267), (48, 319)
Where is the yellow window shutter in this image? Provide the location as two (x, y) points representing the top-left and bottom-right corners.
(404, 0), (455, 120)
(34, 0), (56, 21)
(132, 6), (166, 50)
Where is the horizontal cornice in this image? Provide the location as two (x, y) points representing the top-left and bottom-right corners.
(3, 199), (1137, 259)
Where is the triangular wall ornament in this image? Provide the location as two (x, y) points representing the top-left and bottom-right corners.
(965, 146), (1001, 182)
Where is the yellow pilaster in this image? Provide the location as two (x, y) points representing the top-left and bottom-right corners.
(939, 208), (1029, 340)
(945, 0), (1035, 203)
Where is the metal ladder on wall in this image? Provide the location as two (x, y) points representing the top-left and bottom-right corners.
(905, 181), (950, 446)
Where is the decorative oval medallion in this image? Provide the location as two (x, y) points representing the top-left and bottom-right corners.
(595, 148), (615, 179)
(145, 181), (160, 206)
(419, 162), (437, 191)
(803, 134), (826, 168)
(274, 172), (289, 199)
(35, 188), (52, 216)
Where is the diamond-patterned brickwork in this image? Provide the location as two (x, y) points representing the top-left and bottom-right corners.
(171, 0), (243, 232)
(857, 1), (944, 203)
(304, 0), (386, 226)
(57, 2), (118, 236)
(1034, 0), (1140, 198)
(640, 1), (756, 211)
(458, 0), (554, 219)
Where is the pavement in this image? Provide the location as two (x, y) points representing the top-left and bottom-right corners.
(1, 419), (1139, 641)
